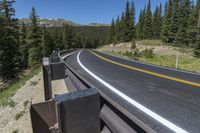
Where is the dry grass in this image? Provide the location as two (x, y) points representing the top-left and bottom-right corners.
(139, 54), (200, 73)
(0, 66), (41, 107)
(98, 40), (200, 73)
(0, 72), (44, 133)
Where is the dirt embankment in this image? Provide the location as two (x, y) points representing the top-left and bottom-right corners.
(0, 72), (68, 133)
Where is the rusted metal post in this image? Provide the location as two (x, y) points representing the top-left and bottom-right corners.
(43, 57), (52, 101)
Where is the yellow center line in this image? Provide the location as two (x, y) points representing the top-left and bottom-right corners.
(89, 50), (200, 87)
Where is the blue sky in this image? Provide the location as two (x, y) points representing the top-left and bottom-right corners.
(13, 0), (166, 25)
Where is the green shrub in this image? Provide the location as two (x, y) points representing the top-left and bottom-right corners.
(23, 100), (29, 108)
(133, 48), (142, 57)
(15, 111), (25, 120)
(12, 129), (19, 133)
(142, 48), (155, 58)
(123, 51), (133, 57)
(8, 99), (16, 107)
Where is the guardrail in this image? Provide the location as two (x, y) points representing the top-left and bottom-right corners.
(58, 50), (156, 133)
(30, 49), (156, 133)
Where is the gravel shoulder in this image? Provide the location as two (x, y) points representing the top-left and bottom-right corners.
(0, 72), (68, 133)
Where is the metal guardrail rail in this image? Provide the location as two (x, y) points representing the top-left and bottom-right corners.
(58, 50), (156, 133)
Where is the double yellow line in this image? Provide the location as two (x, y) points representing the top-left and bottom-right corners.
(89, 50), (200, 87)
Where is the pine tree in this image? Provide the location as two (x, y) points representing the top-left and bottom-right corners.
(62, 25), (68, 49)
(136, 10), (144, 39)
(188, 0), (200, 46)
(118, 12), (126, 42)
(171, 0), (180, 42)
(153, 5), (162, 39)
(0, 6), (4, 39)
(19, 22), (28, 68)
(162, 0), (173, 43)
(194, 0), (200, 56)
(81, 33), (87, 48)
(115, 16), (121, 41)
(42, 25), (54, 56)
(74, 34), (82, 48)
(0, 0), (21, 81)
(175, 0), (190, 46)
(93, 37), (100, 49)
(0, 3), (5, 47)
(143, 0), (153, 39)
(123, 1), (134, 42)
(140, 7), (146, 40)
(159, 3), (163, 37)
(85, 37), (92, 48)
(153, 6), (159, 38)
(52, 26), (64, 50)
(63, 24), (75, 49)
(130, 1), (135, 38)
(164, 1), (168, 16)
(195, 0), (200, 22)
(27, 7), (42, 67)
(195, 28), (200, 57)
(109, 18), (116, 43)
(123, 1), (130, 42)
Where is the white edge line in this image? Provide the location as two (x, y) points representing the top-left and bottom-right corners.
(77, 50), (188, 133)
(96, 49), (200, 76)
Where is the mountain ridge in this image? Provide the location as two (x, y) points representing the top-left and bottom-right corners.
(19, 18), (110, 27)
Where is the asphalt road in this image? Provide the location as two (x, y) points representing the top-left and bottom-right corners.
(65, 49), (200, 133)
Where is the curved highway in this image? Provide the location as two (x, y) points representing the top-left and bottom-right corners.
(65, 49), (200, 133)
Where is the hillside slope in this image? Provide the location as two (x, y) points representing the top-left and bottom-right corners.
(99, 40), (200, 73)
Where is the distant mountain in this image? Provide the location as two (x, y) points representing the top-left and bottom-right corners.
(88, 23), (110, 26)
(19, 18), (81, 27)
(19, 18), (110, 27)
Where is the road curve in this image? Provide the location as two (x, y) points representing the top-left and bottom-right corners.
(65, 49), (200, 133)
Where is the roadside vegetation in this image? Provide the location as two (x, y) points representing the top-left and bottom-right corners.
(109, 0), (200, 57)
(0, 66), (41, 107)
(99, 40), (200, 73)
(12, 129), (19, 133)
(15, 111), (25, 120)
(0, 71), (44, 133)
(107, 0), (200, 73)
